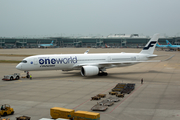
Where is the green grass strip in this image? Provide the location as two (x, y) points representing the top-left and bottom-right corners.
(0, 60), (21, 63)
(0, 54), (32, 57)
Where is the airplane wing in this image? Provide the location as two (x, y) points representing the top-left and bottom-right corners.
(73, 60), (161, 69)
(73, 54), (174, 69)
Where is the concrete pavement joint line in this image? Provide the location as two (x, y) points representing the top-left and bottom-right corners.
(73, 99), (91, 110)
(102, 84), (143, 114)
(73, 84), (116, 109)
(150, 63), (176, 119)
(49, 77), (71, 81)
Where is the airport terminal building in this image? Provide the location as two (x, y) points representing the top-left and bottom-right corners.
(0, 34), (180, 48)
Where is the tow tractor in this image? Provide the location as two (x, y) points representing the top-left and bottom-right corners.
(2, 73), (20, 81)
(0, 104), (14, 116)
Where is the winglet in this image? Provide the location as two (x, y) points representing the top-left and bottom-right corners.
(84, 49), (89, 54)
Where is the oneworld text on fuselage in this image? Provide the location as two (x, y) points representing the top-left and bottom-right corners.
(38, 56), (77, 65)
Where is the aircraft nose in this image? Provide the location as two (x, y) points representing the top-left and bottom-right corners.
(16, 64), (22, 70)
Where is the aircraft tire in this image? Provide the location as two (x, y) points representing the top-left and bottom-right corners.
(98, 72), (108, 76)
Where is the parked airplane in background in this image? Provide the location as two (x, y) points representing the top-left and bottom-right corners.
(16, 33), (171, 77)
(156, 42), (168, 49)
(38, 41), (54, 48)
(105, 44), (111, 48)
(166, 40), (180, 50)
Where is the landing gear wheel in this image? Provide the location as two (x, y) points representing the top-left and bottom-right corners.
(98, 72), (108, 76)
(104, 73), (108, 76)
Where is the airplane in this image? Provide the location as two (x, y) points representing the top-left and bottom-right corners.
(16, 33), (170, 77)
(38, 41), (54, 48)
(166, 40), (180, 50)
(156, 42), (169, 49)
(105, 44), (111, 48)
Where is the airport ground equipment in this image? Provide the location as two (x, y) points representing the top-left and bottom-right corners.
(16, 116), (31, 120)
(91, 103), (108, 111)
(39, 118), (69, 120)
(121, 83), (135, 94)
(116, 93), (125, 98)
(109, 91), (117, 95)
(112, 83), (126, 92)
(0, 118), (10, 120)
(91, 96), (101, 100)
(98, 99), (114, 106)
(0, 104), (14, 116)
(107, 97), (120, 102)
(20, 72), (27, 78)
(110, 83), (135, 95)
(97, 94), (106, 98)
(2, 73), (20, 81)
(74, 111), (100, 120)
(50, 107), (74, 119)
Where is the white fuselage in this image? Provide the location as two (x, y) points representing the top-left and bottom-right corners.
(16, 53), (149, 71)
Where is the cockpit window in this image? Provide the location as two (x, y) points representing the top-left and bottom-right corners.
(21, 60), (27, 63)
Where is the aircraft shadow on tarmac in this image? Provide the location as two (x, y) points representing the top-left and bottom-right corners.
(29, 70), (172, 81)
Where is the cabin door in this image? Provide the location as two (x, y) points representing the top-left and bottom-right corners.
(107, 56), (111, 62)
(34, 58), (38, 65)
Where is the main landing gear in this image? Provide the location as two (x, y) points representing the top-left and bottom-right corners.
(98, 71), (108, 76)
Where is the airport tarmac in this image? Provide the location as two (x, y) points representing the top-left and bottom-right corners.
(0, 48), (180, 120)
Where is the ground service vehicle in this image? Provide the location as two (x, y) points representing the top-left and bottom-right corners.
(16, 116), (31, 120)
(0, 104), (14, 116)
(50, 107), (100, 120)
(91, 96), (101, 100)
(50, 107), (74, 119)
(97, 94), (106, 98)
(2, 73), (20, 81)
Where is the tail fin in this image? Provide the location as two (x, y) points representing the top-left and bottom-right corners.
(156, 42), (160, 46)
(166, 40), (172, 46)
(140, 33), (160, 54)
(51, 41), (53, 45)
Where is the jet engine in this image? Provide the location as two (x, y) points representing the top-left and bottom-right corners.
(81, 66), (99, 76)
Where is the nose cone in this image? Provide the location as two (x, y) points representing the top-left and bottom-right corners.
(16, 64), (22, 70)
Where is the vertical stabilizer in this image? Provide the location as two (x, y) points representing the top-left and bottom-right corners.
(166, 40), (172, 46)
(51, 41), (53, 45)
(140, 33), (160, 54)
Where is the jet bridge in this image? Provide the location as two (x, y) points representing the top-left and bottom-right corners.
(73, 40), (82, 47)
(15, 39), (27, 48)
(0, 38), (5, 48)
(96, 40), (104, 47)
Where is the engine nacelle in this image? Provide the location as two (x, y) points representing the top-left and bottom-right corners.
(81, 66), (99, 76)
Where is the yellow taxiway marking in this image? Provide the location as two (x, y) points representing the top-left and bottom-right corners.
(12, 80), (22, 83)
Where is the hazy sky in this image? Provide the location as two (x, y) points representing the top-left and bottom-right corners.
(0, 0), (180, 37)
